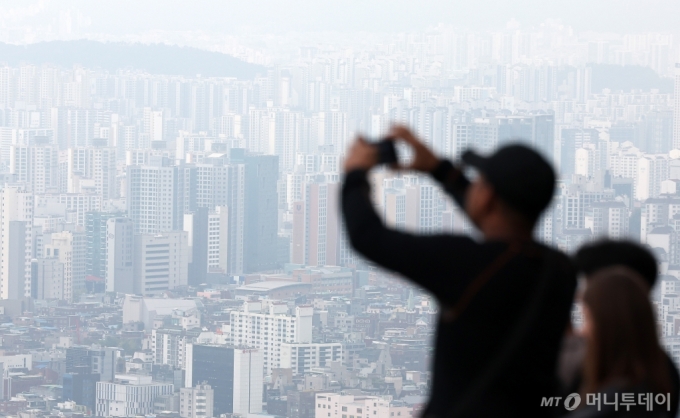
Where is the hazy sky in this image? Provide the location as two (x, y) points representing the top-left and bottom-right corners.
(1, 0), (680, 36)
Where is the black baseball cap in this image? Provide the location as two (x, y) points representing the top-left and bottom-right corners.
(462, 144), (556, 221)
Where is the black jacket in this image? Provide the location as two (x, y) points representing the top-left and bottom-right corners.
(341, 162), (577, 418)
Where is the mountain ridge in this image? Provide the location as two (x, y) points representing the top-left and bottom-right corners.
(0, 40), (267, 79)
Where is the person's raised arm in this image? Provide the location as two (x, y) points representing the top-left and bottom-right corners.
(387, 125), (470, 209)
(342, 137), (477, 301)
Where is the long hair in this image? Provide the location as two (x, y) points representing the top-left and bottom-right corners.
(582, 271), (671, 395)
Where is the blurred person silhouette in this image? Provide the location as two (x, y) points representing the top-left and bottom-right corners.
(559, 240), (680, 417)
(568, 271), (673, 417)
(341, 125), (577, 418)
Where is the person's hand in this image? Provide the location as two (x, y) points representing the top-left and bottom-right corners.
(343, 137), (378, 173)
(387, 124), (440, 172)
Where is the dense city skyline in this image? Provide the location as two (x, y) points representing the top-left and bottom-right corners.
(0, 2), (678, 417)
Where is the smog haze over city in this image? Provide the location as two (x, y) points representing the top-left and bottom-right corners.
(0, 0), (679, 417)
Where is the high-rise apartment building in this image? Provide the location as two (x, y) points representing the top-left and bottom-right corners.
(85, 212), (117, 281)
(67, 141), (117, 199)
(10, 139), (59, 194)
(585, 201), (630, 239)
(292, 177), (341, 266)
(143, 108), (163, 143)
(185, 344), (263, 416)
(151, 327), (201, 369)
(636, 155), (669, 201)
(227, 301), (313, 374)
(0, 187), (34, 299)
(44, 229), (86, 301)
(126, 160), (181, 234)
(207, 207), (229, 274)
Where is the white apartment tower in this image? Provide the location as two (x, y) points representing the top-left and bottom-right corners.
(207, 207), (229, 274)
(10, 141), (59, 194)
(67, 143), (117, 199)
(227, 301), (313, 374)
(151, 327), (200, 369)
(0, 187), (33, 299)
(636, 155), (669, 201)
(143, 108), (164, 142)
(127, 163), (180, 234)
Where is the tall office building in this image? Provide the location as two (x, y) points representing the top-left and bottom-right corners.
(105, 217), (134, 293)
(133, 232), (189, 296)
(674, 63), (680, 150)
(62, 371), (99, 413)
(0, 187), (33, 299)
(233, 149), (279, 273)
(185, 344), (263, 416)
